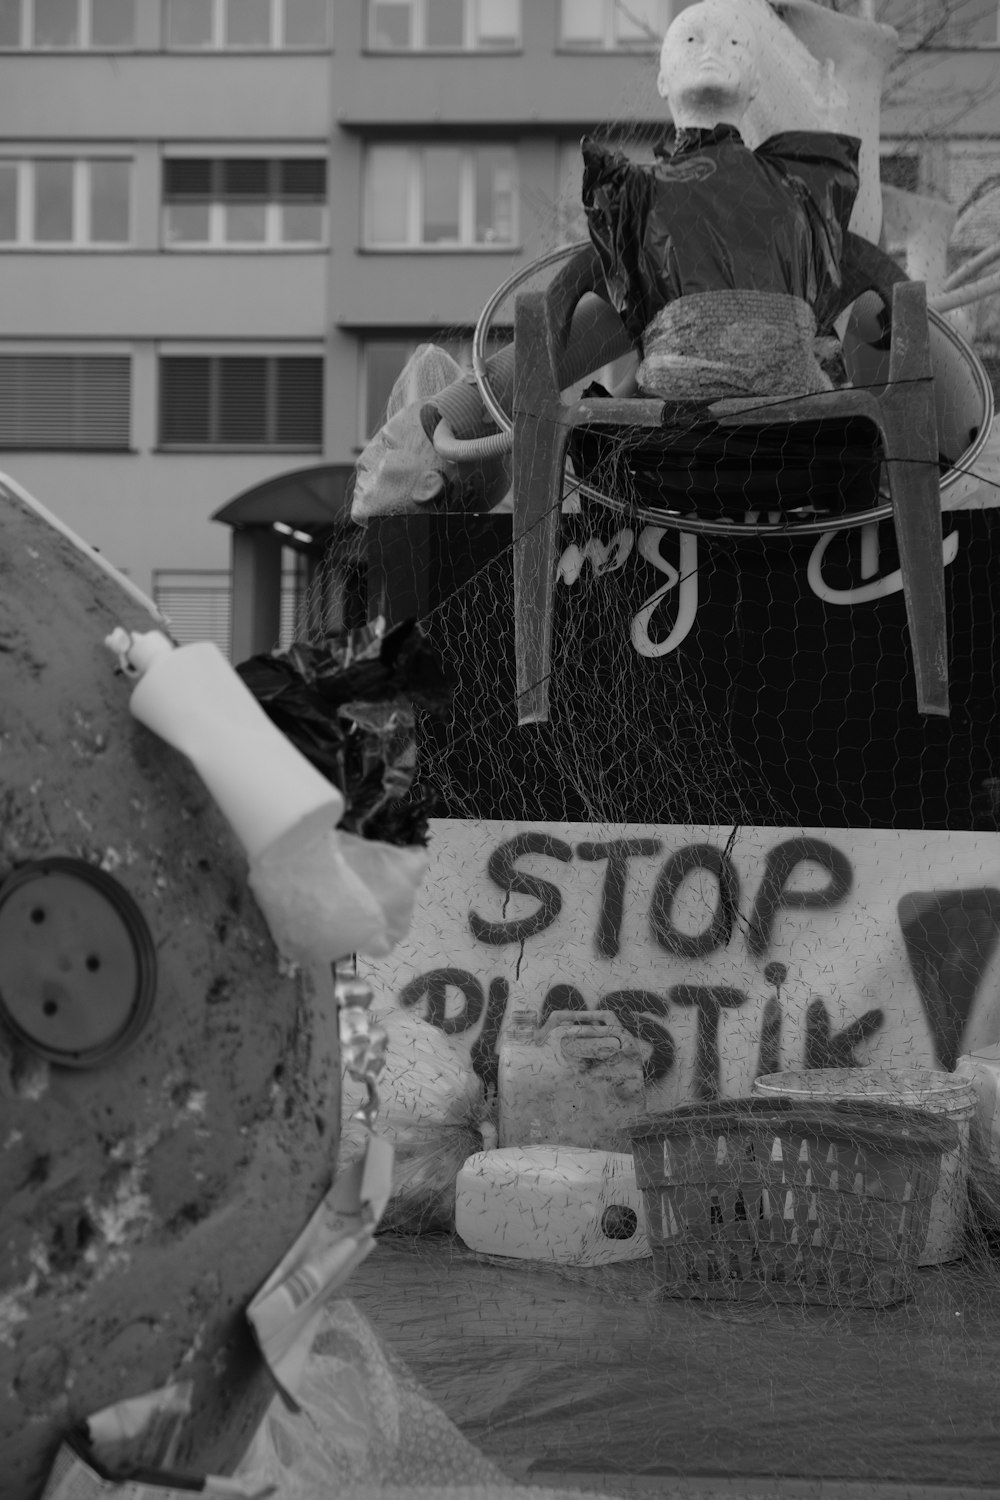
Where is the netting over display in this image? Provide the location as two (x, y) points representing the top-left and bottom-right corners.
(330, 263), (1000, 835)
(262, 4), (1000, 1491)
(281, 293), (1000, 1491)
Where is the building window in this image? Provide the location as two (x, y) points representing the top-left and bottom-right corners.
(0, 157), (131, 246)
(361, 332), (508, 440)
(159, 355), (323, 448)
(557, 138), (593, 242)
(954, 175), (1000, 251)
(880, 151), (921, 193)
(556, 134), (664, 241)
(162, 157), (327, 247)
(0, 0), (135, 47)
(368, 0), (519, 49)
(559, 0), (668, 49)
(150, 568), (323, 656)
(152, 570), (234, 654)
(0, 354), (131, 448)
(887, 0), (1000, 47)
(365, 144), (516, 248)
(163, 0), (329, 49)
(949, 142), (1000, 253)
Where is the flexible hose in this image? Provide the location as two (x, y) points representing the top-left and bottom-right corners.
(930, 268), (1000, 315)
(432, 418), (512, 461)
(431, 299), (631, 460)
(431, 236), (631, 462)
(943, 241), (1000, 293)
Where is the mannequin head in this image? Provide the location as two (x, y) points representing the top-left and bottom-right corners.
(352, 344), (511, 520)
(0, 480), (343, 1498)
(352, 400), (510, 518)
(657, 0), (899, 241)
(658, 0), (760, 131)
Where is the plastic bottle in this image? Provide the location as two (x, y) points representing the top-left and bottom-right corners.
(455, 1146), (650, 1265)
(956, 1045), (1000, 1223)
(106, 628), (344, 862)
(497, 1009), (645, 1151)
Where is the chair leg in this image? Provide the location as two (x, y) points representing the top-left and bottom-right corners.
(883, 281), (949, 717)
(512, 293), (574, 725)
(512, 405), (573, 725)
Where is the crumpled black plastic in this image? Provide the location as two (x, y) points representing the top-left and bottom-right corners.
(581, 125), (860, 341)
(570, 382), (883, 517)
(237, 619), (454, 846)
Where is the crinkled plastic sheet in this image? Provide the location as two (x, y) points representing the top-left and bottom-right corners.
(340, 1231), (1000, 1491)
(235, 1299), (619, 1500)
(580, 130), (859, 345)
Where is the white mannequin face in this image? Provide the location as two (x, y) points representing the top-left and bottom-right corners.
(658, 0), (760, 130)
(352, 402), (509, 519)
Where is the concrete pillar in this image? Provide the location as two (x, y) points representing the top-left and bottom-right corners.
(230, 526), (283, 662)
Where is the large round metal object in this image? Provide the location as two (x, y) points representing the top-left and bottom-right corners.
(0, 858), (156, 1067)
(0, 476), (341, 1500)
(472, 240), (996, 536)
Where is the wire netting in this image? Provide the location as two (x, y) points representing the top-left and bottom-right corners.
(275, 8), (1000, 1488)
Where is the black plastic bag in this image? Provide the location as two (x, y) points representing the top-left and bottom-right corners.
(237, 619), (454, 846)
(581, 126), (860, 341)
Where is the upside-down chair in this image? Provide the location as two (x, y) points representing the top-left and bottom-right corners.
(509, 235), (947, 726)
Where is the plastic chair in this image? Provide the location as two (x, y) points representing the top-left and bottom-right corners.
(511, 235), (946, 725)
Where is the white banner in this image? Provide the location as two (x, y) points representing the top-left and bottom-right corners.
(362, 821), (1000, 1111)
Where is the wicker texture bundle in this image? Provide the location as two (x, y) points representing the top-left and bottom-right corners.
(636, 289), (833, 401)
(629, 1098), (958, 1308)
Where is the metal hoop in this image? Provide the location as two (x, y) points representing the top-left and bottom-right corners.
(572, 482), (895, 538)
(472, 243), (994, 541)
(472, 239), (591, 435)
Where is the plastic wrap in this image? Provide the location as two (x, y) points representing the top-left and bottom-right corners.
(340, 1008), (491, 1233)
(581, 126), (860, 342)
(43, 1300), (622, 1500)
(351, 343), (510, 521)
(234, 1299), (622, 1500)
(248, 831), (427, 963)
(238, 619), (454, 848)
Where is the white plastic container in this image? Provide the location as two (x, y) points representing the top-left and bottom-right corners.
(497, 1009), (645, 1151)
(956, 1045), (1000, 1195)
(754, 1067), (977, 1266)
(455, 1146), (650, 1265)
(107, 629), (344, 861)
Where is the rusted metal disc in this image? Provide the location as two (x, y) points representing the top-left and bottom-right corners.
(0, 857), (156, 1067)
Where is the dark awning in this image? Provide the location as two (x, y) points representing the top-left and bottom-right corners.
(212, 464), (356, 532)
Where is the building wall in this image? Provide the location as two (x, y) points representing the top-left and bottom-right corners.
(0, 0), (997, 616)
(0, 255), (328, 338)
(0, 11), (334, 598)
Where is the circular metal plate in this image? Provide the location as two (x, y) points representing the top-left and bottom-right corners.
(0, 858), (156, 1067)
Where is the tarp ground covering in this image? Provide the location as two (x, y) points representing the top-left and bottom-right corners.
(296, 399), (1000, 1492)
(322, 398), (1000, 1490)
(287, 18), (1000, 1488)
(348, 1234), (1000, 1490)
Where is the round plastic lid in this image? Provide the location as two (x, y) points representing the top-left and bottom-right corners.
(125, 628), (174, 675)
(754, 1067), (976, 1112)
(0, 858), (156, 1067)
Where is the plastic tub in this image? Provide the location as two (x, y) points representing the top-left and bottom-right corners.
(956, 1046), (1000, 1228)
(497, 1009), (644, 1151)
(454, 1146), (650, 1265)
(753, 1068), (977, 1265)
(628, 1097), (954, 1307)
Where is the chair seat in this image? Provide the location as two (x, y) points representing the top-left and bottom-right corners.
(570, 412), (885, 519)
(511, 244), (948, 721)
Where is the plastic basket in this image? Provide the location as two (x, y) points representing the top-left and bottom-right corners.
(754, 1068), (977, 1266)
(627, 1097), (958, 1308)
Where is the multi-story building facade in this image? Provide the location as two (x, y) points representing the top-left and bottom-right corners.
(0, 0), (997, 653)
